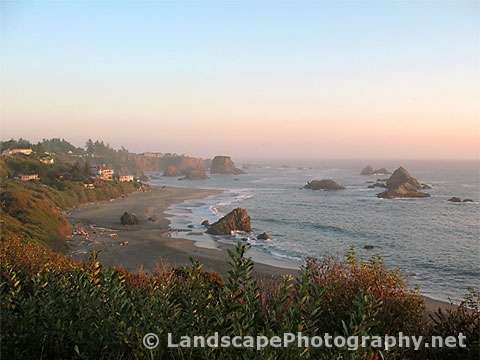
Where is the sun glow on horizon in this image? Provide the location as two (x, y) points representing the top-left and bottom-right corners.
(1, 1), (479, 160)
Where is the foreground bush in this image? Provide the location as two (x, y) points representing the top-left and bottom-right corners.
(1, 238), (478, 359)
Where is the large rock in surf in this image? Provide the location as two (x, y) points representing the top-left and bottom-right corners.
(304, 179), (345, 191)
(120, 211), (139, 225)
(361, 165), (390, 176)
(448, 197), (473, 203)
(210, 156), (244, 175)
(377, 167), (430, 199)
(257, 232), (271, 240)
(206, 208), (251, 235)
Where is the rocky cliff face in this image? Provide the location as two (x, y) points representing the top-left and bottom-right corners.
(162, 156), (207, 179)
(206, 208), (251, 235)
(377, 167), (429, 199)
(210, 156), (244, 175)
(131, 153), (208, 174)
(182, 168), (208, 180)
(304, 179), (345, 190)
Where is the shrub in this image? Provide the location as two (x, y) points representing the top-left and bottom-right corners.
(0, 239), (478, 359)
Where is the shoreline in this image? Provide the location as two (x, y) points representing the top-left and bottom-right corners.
(67, 185), (455, 312)
(68, 186), (294, 280)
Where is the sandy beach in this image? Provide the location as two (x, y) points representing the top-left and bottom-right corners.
(67, 186), (294, 281)
(67, 185), (455, 312)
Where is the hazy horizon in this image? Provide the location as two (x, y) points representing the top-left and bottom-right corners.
(2, 1), (479, 160)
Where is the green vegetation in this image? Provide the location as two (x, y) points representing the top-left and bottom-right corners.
(1, 179), (140, 249)
(0, 138), (143, 249)
(1, 240), (478, 359)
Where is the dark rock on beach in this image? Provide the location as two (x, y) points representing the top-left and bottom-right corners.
(463, 199), (474, 202)
(210, 156), (244, 175)
(120, 212), (139, 225)
(201, 219), (210, 227)
(377, 167), (430, 199)
(304, 179), (345, 191)
(206, 208), (251, 235)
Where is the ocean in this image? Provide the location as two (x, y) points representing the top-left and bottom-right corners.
(149, 160), (479, 302)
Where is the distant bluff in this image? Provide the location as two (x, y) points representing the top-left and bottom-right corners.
(210, 156), (244, 175)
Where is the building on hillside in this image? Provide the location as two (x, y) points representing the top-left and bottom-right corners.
(83, 183), (95, 189)
(40, 156), (54, 165)
(119, 175), (134, 182)
(19, 174), (39, 181)
(96, 167), (114, 181)
(2, 148), (33, 156)
(141, 152), (163, 158)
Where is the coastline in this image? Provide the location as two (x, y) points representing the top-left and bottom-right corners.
(68, 186), (294, 281)
(67, 185), (455, 312)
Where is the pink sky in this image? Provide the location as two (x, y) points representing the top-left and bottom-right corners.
(2, 2), (479, 159)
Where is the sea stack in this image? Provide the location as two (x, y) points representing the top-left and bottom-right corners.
(377, 167), (430, 199)
(206, 208), (251, 235)
(304, 179), (345, 191)
(210, 156), (244, 175)
(360, 165), (375, 175)
(360, 165), (390, 176)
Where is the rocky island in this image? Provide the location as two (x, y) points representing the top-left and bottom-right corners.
(210, 156), (244, 175)
(360, 165), (391, 176)
(304, 179), (345, 191)
(377, 167), (430, 199)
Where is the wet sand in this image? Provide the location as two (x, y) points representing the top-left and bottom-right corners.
(67, 186), (293, 280)
(67, 185), (455, 312)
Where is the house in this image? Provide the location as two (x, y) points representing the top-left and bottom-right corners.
(19, 174), (39, 181)
(142, 152), (163, 158)
(83, 183), (95, 189)
(2, 148), (33, 156)
(40, 156), (54, 165)
(96, 167), (114, 181)
(119, 175), (134, 182)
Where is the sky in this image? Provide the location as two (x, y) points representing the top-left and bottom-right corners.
(1, 1), (479, 160)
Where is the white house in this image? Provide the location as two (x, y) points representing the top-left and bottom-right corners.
(19, 174), (39, 181)
(40, 157), (54, 165)
(2, 148), (33, 156)
(119, 175), (134, 182)
(97, 167), (114, 181)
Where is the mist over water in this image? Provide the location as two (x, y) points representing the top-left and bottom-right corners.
(150, 160), (479, 302)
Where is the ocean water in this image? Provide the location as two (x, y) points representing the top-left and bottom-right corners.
(149, 160), (479, 302)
